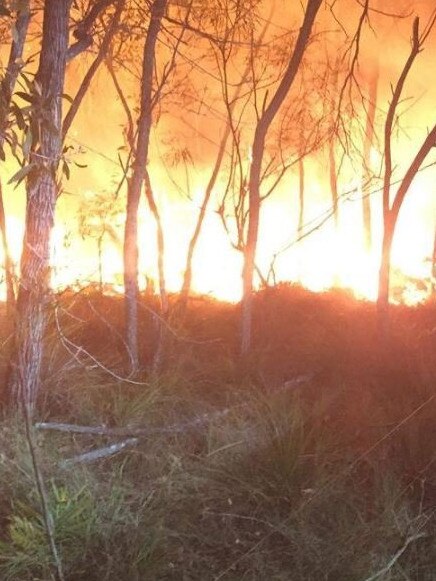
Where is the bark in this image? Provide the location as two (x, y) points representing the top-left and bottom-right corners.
(9, 0), (71, 412)
(124, 0), (167, 371)
(0, 2), (31, 312)
(241, 0), (322, 354)
(362, 63), (379, 253)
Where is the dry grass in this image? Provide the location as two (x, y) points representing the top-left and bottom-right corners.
(0, 285), (435, 580)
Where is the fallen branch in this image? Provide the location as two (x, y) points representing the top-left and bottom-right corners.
(36, 409), (231, 438)
(362, 533), (426, 581)
(36, 374), (313, 439)
(59, 438), (139, 468)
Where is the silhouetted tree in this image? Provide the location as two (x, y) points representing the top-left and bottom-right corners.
(123, 0), (168, 372)
(378, 16), (436, 333)
(241, 0), (322, 353)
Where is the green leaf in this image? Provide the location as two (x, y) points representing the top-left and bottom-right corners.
(15, 91), (34, 104)
(62, 93), (74, 104)
(11, 102), (25, 130)
(8, 163), (34, 186)
(62, 160), (70, 180)
(22, 126), (32, 159)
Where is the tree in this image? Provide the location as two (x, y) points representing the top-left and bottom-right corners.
(241, 0), (322, 354)
(177, 1), (272, 311)
(0, 0), (31, 312)
(378, 16), (436, 333)
(78, 190), (123, 292)
(361, 61), (379, 254)
(9, 0), (72, 412)
(123, 0), (168, 372)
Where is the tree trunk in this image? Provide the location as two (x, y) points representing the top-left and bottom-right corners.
(378, 121), (436, 333)
(123, 0), (167, 372)
(377, 212), (394, 335)
(0, 181), (15, 311)
(362, 63), (379, 253)
(144, 169), (168, 373)
(62, 0), (124, 139)
(9, 0), (71, 412)
(241, 0), (322, 354)
(98, 235), (103, 293)
(432, 229), (436, 296)
(328, 140), (339, 231)
(328, 139), (340, 286)
(297, 153), (305, 240)
(0, 1), (31, 313)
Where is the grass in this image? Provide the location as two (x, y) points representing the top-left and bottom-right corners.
(0, 284), (435, 580)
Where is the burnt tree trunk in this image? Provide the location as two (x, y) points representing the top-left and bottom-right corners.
(9, 0), (71, 412)
(124, 0), (167, 372)
(241, 0), (322, 354)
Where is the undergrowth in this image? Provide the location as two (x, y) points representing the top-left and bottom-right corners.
(0, 285), (435, 580)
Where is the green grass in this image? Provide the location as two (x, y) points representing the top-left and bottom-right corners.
(0, 285), (435, 580)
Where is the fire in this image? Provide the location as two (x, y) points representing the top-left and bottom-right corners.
(0, 176), (432, 306)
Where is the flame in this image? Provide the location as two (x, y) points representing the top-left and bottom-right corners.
(0, 173), (432, 306)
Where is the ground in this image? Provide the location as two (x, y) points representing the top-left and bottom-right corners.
(0, 284), (435, 580)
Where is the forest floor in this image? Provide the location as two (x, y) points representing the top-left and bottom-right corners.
(0, 284), (436, 580)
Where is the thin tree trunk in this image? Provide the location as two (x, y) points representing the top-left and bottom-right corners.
(241, 0), (322, 354)
(9, 0), (71, 412)
(297, 154), (305, 240)
(0, 1), (31, 313)
(328, 140), (339, 231)
(0, 181), (15, 310)
(62, 0), (124, 139)
(362, 63), (379, 253)
(377, 213), (394, 335)
(144, 169), (168, 373)
(432, 229), (436, 296)
(178, 137), (227, 311)
(328, 139), (341, 286)
(98, 235), (103, 293)
(124, 0), (167, 372)
(179, 9), (274, 313)
(377, 123), (436, 323)
(378, 18), (436, 333)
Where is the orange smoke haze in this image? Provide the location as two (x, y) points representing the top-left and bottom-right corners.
(0, 0), (435, 303)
